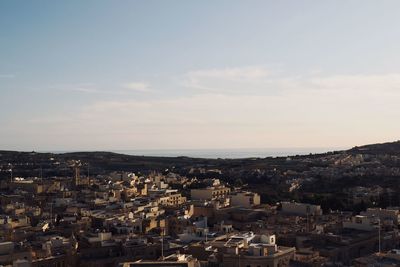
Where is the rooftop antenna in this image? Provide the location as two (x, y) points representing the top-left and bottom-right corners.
(9, 164), (13, 183)
(205, 216), (208, 242)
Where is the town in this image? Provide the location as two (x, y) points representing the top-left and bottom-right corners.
(3, 1), (400, 266)
(1, 146), (400, 267)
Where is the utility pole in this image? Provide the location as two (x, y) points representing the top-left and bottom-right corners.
(205, 216), (208, 242)
(306, 206), (310, 233)
(50, 202), (53, 226)
(378, 218), (381, 254)
(161, 227), (164, 260)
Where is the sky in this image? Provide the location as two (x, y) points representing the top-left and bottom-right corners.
(1, 0), (400, 151)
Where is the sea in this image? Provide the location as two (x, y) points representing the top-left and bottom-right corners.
(110, 147), (346, 159)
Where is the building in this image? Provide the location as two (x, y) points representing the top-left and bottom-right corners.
(191, 186), (231, 201)
(230, 191), (261, 208)
(361, 208), (400, 225)
(119, 254), (200, 267)
(222, 233), (295, 267)
(158, 191), (187, 207)
(281, 202), (322, 216)
(292, 248), (327, 267)
(343, 215), (376, 231)
(354, 250), (400, 266)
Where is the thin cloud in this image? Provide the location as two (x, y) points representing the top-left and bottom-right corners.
(181, 66), (285, 94)
(0, 74), (15, 79)
(51, 83), (99, 93)
(187, 66), (271, 81)
(69, 87), (100, 93)
(181, 66), (400, 97)
(36, 82), (155, 95)
(122, 82), (152, 92)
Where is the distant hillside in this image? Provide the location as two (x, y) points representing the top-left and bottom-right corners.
(1, 140), (400, 178)
(349, 140), (400, 155)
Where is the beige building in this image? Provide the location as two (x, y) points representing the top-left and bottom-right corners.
(361, 208), (400, 225)
(191, 186), (230, 201)
(230, 191), (261, 208)
(354, 250), (400, 267)
(119, 254), (200, 267)
(222, 233), (295, 267)
(9, 180), (43, 194)
(343, 215), (376, 231)
(281, 202), (322, 216)
(158, 192), (187, 207)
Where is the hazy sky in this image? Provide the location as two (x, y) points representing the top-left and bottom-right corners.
(1, 1), (400, 151)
